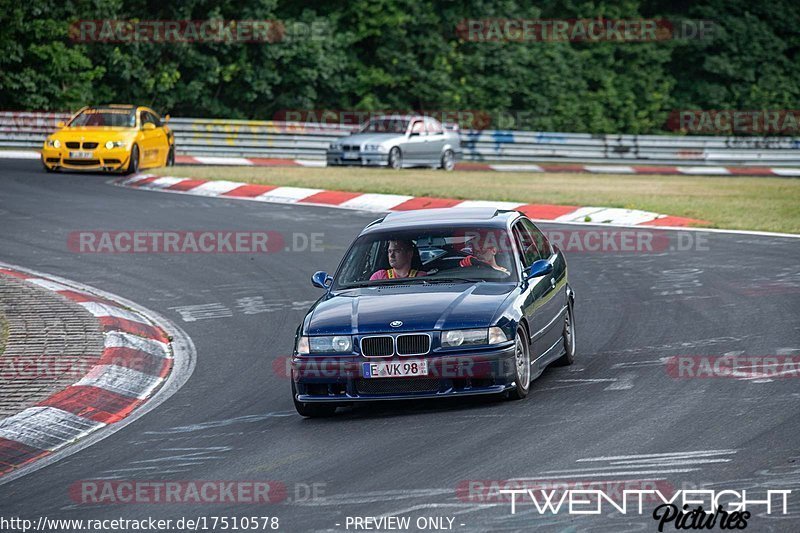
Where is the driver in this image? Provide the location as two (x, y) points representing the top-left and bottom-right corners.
(459, 234), (510, 275)
(370, 239), (427, 280)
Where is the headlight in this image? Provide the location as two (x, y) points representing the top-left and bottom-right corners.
(105, 140), (126, 150)
(363, 144), (386, 152)
(441, 327), (510, 348)
(488, 326), (509, 344)
(329, 143), (341, 150)
(46, 139), (61, 148)
(442, 328), (488, 347)
(297, 335), (353, 355)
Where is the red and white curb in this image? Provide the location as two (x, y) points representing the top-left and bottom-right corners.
(4, 150), (799, 176)
(118, 174), (706, 227)
(0, 264), (194, 482)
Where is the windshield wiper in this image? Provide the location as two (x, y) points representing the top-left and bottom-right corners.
(422, 277), (485, 284)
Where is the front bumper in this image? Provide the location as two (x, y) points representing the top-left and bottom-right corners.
(326, 150), (388, 167)
(292, 344), (517, 403)
(41, 147), (131, 172)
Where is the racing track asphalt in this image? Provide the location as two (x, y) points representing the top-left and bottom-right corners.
(0, 158), (798, 532)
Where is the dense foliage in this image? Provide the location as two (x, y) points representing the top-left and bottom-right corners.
(1, 0), (797, 133)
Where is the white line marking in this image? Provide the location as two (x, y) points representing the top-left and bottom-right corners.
(26, 278), (75, 292)
(490, 164), (544, 172)
(608, 458), (732, 466)
(509, 468), (700, 480)
(676, 166), (731, 175)
(75, 365), (163, 399)
(0, 150), (40, 159)
(339, 193), (415, 212)
(193, 156), (254, 166)
(576, 450), (737, 462)
(185, 180), (243, 196)
(169, 303), (233, 322)
(0, 407), (105, 450)
(78, 301), (150, 325)
(104, 331), (170, 358)
(604, 372), (635, 390)
(144, 177), (189, 189)
(295, 159), (326, 167)
(585, 165), (636, 173)
(769, 168), (800, 177)
(255, 186), (323, 203)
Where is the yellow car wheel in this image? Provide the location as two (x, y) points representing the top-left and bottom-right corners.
(125, 145), (140, 175)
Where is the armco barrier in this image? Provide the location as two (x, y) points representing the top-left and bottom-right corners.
(2, 111), (798, 166)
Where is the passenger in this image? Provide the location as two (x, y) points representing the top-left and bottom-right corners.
(460, 238), (510, 275)
(370, 239), (427, 280)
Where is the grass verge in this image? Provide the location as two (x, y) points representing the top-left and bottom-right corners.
(152, 166), (800, 234)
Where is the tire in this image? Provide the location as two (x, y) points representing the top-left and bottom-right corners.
(440, 149), (455, 171)
(553, 301), (576, 366)
(166, 147), (175, 167)
(388, 147), (402, 170)
(42, 163), (56, 173)
(506, 327), (531, 400)
(292, 381), (337, 418)
(125, 144), (140, 175)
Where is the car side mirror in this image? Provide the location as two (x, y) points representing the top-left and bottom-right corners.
(311, 271), (333, 289)
(142, 122), (156, 131)
(524, 259), (553, 280)
(56, 121), (65, 128)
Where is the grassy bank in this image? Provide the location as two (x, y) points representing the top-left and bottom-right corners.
(152, 166), (800, 234)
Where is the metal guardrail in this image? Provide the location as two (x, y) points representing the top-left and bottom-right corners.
(2, 112), (799, 166)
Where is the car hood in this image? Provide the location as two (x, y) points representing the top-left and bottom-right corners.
(305, 283), (516, 335)
(334, 132), (406, 147)
(51, 127), (136, 140)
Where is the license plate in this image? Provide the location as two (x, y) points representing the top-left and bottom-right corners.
(342, 151), (359, 160)
(69, 151), (94, 159)
(362, 360), (428, 378)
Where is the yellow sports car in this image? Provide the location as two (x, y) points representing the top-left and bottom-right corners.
(41, 105), (174, 174)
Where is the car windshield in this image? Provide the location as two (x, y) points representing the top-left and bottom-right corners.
(359, 118), (410, 134)
(333, 226), (518, 289)
(69, 108), (136, 128)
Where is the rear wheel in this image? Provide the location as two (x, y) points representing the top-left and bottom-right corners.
(440, 149), (455, 171)
(125, 144), (140, 175)
(553, 302), (576, 366)
(388, 147), (402, 170)
(292, 381), (337, 418)
(506, 328), (531, 400)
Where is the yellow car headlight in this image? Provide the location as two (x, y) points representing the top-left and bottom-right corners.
(46, 139), (61, 148)
(105, 140), (127, 150)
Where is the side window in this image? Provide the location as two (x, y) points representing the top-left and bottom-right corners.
(512, 223), (537, 267)
(411, 121), (425, 135)
(426, 117), (443, 134)
(521, 219), (551, 260)
(147, 111), (162, 127)
(138, 111), (147, 129)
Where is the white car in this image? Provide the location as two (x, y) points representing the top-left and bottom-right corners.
(327, 115), (462, 171)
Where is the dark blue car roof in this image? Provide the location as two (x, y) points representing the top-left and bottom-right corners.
(362, 208), (519, 234)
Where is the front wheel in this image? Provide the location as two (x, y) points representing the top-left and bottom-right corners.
(440, 149), (455, 171)
(292, 381), (337, 418)
(388, 147), (402, 170)
(125, 144), (140, 175)
(506, 328), (531, 400)
(166, 147), (175, 167)
(553, 302), (575, 366)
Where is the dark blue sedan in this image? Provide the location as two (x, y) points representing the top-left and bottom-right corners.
(291, 208), (575, 417)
